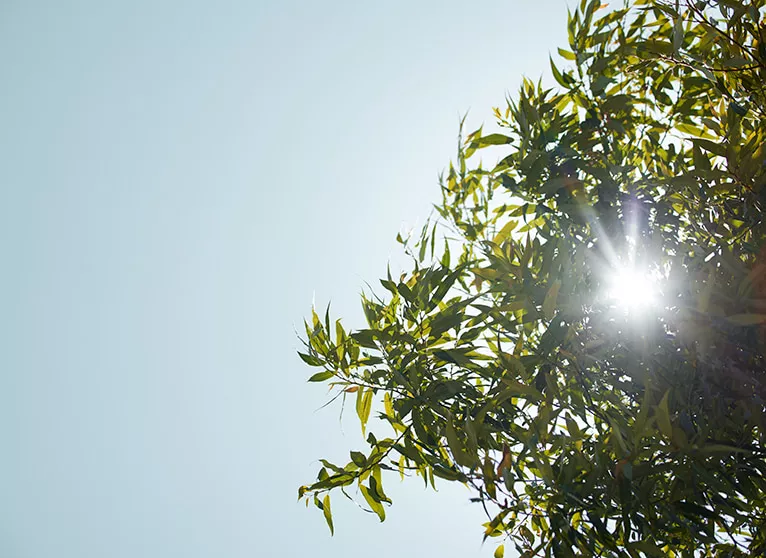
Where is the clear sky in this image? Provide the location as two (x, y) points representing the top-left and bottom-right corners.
(0, 1), (568, 556)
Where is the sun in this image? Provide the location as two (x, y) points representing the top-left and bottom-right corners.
(605, 267), (659, 313)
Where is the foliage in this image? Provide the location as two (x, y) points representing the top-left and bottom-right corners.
(298, 0), (766, 555)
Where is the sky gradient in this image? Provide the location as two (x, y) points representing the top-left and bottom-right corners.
(1, 1), (569, 556)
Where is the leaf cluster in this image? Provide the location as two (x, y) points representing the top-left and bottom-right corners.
(298, 0), (766, 555)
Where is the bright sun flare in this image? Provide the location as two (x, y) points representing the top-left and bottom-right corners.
(606, 267), (658, 312)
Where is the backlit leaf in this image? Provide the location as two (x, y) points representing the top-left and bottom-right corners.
(322, 495), (334, 535)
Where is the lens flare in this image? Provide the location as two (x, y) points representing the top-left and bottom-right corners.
(606, 267), (658, 312)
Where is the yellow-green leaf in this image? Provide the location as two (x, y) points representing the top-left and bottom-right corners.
(493, 219), (517, 245)
(475, 133), (513, 147)
(384, 392), (395, 419)
(360, 484), (386, 521)
(356, 388), (373, 435)
(322, 494), (334, 535)
(494, 544), (505, 558)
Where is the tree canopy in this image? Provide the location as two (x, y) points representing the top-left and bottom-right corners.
(297, 0), (766, 555)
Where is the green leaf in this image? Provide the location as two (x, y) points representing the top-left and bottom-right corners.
(356, 388), (373, 435)
(672, 17), (683, 53)
(536, 318), (568, 357)
(427, 267), (465, 312)
(475, 133), (513, 147)
(370, 469), (391, 504)
(692, 137), (725, 156)
(360, 483), (386, 521)
(499, 379), (543, 401)
(517, 215), (546, 233)
(322, 494), (334, 535)
(558, 47), (576, 60)
(445, 415), (477, 468)
(298, 352), (324, 366)
(676, 123), (708, 137)
(550, 56), (573, 88)
(493, 219), (517, 245)
(675, 501), (717, 519)
(601, 94), (632, 114)
(542, 279), (561, 320)
(394, 443), (423, 464)
(429, 312), (464, 339)
(397, 282), (416, 304)
(731, 101), (748, 116)
(494, 544), (505, 558)
(433, 348), (474, 367)
(483, 508), (511, 540)
(309, 472), (355, 491)
(350, 451), (367, 468)
(351, 329), (378, 349)
(432, 464), (464, 481)
(307, 371), (334, 382)
(608, 416), (629, 455)
(656, 390), (672, 441)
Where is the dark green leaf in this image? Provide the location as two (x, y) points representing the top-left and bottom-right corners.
(298, 352), (324, 366)
(307, 371), (334, 382)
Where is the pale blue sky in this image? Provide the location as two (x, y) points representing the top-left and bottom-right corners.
(0, 1), (568, 556)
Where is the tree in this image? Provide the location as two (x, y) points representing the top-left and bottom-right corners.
(297, 0), (766, 555)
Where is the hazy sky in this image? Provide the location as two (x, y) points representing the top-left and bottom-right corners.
(1, 1), (568, 556)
